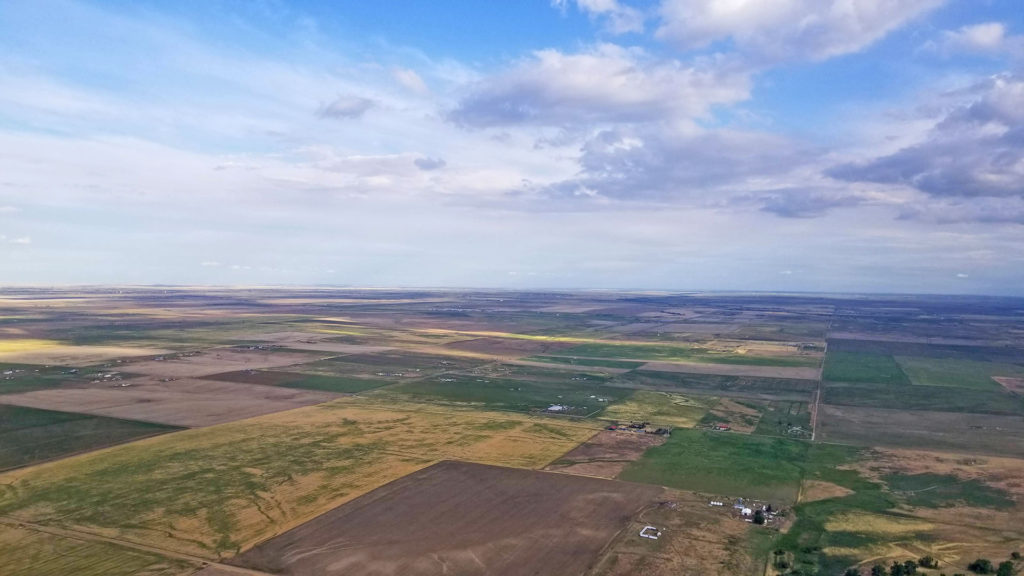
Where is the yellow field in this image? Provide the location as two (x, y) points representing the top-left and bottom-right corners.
(601, 390), (712, 427)
(0, 339), (169, 365)
(824, 512), (934, 535)
(0, 522), (196, 576)
(0, 397), (599, 560)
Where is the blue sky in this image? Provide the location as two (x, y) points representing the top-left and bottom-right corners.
(1, 0), (1023, 294)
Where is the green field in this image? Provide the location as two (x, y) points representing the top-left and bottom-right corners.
(882, 473), (1015, 509)
(0, 405), (180, 471)
(822, 351), (910, 384)
(0, 363), (100, 395)
(561, 342), (819, 367)
(823, 382), (1024, 415)
(618, 428), (812, 503)
(524, 355), (644, 369)
(896, 356), (1024, 389)
(624, 370), (817, 396)
(751, 400), (812, 439)
(386, 373), (628, 415)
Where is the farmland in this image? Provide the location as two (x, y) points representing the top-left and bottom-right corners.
(230, 461), (663, 576)
(0, 288), (1021, 576)
(0, 405), (180, 471)
(0, 397), (598, 558)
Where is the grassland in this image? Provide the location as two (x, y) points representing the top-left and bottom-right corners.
(0, 405), (180, 471)
(0, 522), (196, 576)
(751, 400), (812, 439)
(881, 472), (1015, 509)
(601, 390), (712, 427)
(0, 397), (599, 559)
(618, 428), (812, 503)
(822, 351), (910, 384)
(896, 356), (1024, 389)
(384, 373), (629, 415)
(523, 355), (644, 369)
(623, 370), (817, 396)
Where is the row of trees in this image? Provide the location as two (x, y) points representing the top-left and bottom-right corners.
(841, 553), (1019, 576)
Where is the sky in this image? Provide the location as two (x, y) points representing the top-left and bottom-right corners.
(1, 0), (1023, 295)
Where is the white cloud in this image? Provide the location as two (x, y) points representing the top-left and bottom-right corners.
(930, 21), (1024, 58)
(553, 0), (646, 34)
(200, 261), (222, 267)
(0, 206), (18, 213)
(450, 44), (749, 127)
(392, 67), (429, 94)
(11, 236), (31, 245)
(656, 0), (943, 63)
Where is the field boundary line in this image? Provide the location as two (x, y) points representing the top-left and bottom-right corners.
(0, 516), (275, 576)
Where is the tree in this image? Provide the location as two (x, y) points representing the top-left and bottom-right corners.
(871, 565), (886, 576)
(844, 569), (861, 576)
(919, 556), (938, 569)
(995, 561), (1014, 576)
(968, 558), (994, 574)
(753, 509), (766, 525)
(903, 559), (918, 574)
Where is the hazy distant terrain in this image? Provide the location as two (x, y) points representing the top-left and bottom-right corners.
(0, 288), (1021, 576)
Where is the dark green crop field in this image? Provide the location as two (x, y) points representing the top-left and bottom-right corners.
(821, 351), (910, 385)
(618, 428), (812, 503)
(0, 405), (181, 471)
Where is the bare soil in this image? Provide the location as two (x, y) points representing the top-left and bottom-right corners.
(545, 430), (667, 479)
(994, 376), (1024, 394)
(588, 490), (764, 576)
(0, 377), (338, 427)
(231, 460), (663, 576)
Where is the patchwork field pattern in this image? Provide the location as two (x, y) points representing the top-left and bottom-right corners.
(1, 288), (1023, 576)
(0, 397), (599, 559)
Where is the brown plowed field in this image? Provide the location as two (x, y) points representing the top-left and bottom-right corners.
(546, 430), (667, 478)
(232, 460), (663, 576)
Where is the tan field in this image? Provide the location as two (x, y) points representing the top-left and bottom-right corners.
(122, 348), (320, 379)
(0, 339), (170, 365)
(640, 360), (820, 380)
(799, 480), (854, 503)
(590, 490), (766, 576)
(0, 521), (197, 576)
(0, 397), (600, 560)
